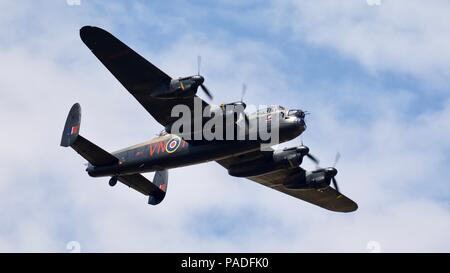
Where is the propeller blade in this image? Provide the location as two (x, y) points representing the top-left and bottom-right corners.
(197, 55), (201, 75)
(333, 152), (341, 168)
(244, 113), (250, 127)
(241, 84), (247, 102)
(200, 84), (213, 100)
(332, 177), (340, 193)
(306, 153), (320, 166)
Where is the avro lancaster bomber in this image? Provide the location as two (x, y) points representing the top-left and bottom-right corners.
(61, 26), (357, 212)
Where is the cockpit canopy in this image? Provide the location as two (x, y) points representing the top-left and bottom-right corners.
(251, 105), (305, 121)
(256, 105), (286, 114)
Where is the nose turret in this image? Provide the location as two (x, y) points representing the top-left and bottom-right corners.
(288, 109), (305, 119)
(288, 109), (306, 129)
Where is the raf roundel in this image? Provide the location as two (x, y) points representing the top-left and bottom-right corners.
(166, 136), (181, 154)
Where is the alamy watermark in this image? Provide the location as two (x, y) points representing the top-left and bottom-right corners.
(167, 101), (298, 151)
(366, 240), (382, 253)
(66, 241), (81, 253)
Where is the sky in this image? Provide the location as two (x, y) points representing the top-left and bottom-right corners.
(1, 0), (450, 252)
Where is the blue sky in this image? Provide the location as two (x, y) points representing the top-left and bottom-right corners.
(1, 0), (450, 252)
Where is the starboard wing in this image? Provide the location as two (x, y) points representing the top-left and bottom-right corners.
(217, 151), (358, 213)
(80, 26), (209, 127)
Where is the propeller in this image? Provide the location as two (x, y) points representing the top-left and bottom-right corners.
(240, 84), (247, 108)
(200, 83), (213, 100)
(299, 141), (320, 167)
(226, 83), (249, 128)
(299, 143), (341, 194)
(239, 84), (249, 127)
(332, 176), (340, 194)
(329, 152), (341, 194)
(306, 153), (320, 166)
(196, 55), (213, 100)
(333, 152), (341, 168)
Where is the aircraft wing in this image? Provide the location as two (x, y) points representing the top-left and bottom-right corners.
(246, 168), (358, 212)
(217, 152), (358, 213)
(80, 26), (208, 127)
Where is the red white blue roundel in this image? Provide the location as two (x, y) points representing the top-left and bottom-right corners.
(166, 136), (181, 154)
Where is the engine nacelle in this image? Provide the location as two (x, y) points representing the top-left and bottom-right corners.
(153, 77), (202, 99)
(284, 169), (333, 190)
(227, 146), (309, 177)
(273, 146), (308, 168)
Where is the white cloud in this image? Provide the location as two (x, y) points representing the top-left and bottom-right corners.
(0, 1), (449, 253)
(268, 0), (450, 86)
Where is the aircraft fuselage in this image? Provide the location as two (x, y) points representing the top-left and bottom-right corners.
(86, 112), (305, 177)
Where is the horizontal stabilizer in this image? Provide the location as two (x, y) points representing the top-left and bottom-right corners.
(118, 171), (168, 205)
(71, 135), (118, 166)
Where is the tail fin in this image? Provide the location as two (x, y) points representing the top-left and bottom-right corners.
(60, 103), (118, 166)
(149, 170), (168, 205)
(61, 103), (168, 204)
(61, 103), (81, 147)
